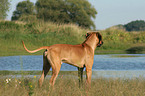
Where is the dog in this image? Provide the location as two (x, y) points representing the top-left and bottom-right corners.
(22, 32), (103, 87)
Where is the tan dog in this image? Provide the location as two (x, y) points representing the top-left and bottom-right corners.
(22, 32), (103, 87)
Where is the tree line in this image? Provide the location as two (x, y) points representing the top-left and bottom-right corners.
(124, 20), (145, 31)
(11, 0), (97, 29)
(1, 0), (145, 31)
(115, 20), (145, 32)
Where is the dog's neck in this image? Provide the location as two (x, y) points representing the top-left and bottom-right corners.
(83, 34), (98, 51)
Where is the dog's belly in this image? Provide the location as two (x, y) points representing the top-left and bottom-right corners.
(62, 59), (84, 68)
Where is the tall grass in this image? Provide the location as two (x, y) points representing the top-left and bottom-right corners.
(0, 76), (145, 96)
(0, 21), (87, 56)
(99, 28), (145, 53)
(0, 20), (145, 56)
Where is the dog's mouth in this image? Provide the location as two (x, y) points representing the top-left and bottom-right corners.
(97, 41), (103, 47)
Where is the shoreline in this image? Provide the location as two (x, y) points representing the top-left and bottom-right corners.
(1, 50), (145, 57)
(1, 70), (145, 79)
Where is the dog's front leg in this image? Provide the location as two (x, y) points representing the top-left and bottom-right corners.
(78, 67), (84, 87)
(86, 67), (92, 88)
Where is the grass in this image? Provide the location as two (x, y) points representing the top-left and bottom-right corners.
(0, 20), (87, 56)
(0, 20), (145, 56)
(1, 70), (145, 96)
(0, 70), (145, 96)
(0, 74), (145, 96)
(99, 28), (145, 52)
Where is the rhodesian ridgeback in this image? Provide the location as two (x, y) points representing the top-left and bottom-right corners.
(22, 32), (103, 87)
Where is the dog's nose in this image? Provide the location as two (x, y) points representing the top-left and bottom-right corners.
(97, 44), (101, 47)
(97, 41), (103, 47)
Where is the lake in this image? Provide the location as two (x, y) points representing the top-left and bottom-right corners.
(0, 54), (145, 78)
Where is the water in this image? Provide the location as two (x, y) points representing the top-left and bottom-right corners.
(93, 54), (145, 70)
(0, 54), (145, 78)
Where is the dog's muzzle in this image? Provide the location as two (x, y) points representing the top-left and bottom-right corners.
(97, 41), (103, 47)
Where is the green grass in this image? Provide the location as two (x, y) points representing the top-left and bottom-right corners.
(0, 21), (87, 56)
(0, 75), (145, 96)
(0, 20), (145, 56)
(99, 28), (145, 51)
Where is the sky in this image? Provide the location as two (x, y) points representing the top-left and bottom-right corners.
(6, 0), (145, 30)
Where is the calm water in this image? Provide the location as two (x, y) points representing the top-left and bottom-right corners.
(0, 54), (145, 78)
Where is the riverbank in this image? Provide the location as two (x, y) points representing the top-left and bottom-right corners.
(0, 21), (145, 56)
(0, 70), (78, 76)
(1, 70), (145, 79)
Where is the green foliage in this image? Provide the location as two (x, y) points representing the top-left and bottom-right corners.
(35, 0), (97, 29)
(124, 20), (145, 31)
(18, 15), (38, 23)
(0, 0), (10, 20)
(11, 0), (35, 21)
(0, 21), (21, 30)
(109, 24), (126, 31)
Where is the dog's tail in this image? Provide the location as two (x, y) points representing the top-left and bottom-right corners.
(22, 40), (49, 53)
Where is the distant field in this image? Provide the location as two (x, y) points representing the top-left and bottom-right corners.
(0, 20), (145, 56)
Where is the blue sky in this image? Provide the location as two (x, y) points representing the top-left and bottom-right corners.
(6, 0), (145, 30)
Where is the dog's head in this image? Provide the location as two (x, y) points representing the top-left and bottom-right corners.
(86, 32), (103, 47)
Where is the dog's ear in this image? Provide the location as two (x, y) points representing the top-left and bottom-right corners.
(96, 32), (102, 41)
(96, 32), (103, 47)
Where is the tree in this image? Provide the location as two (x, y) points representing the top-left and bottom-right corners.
(124, 20), (145, 31)
(0, 0), (10, 20)
(35, 0), (97, 29)
(11, 0), (35, 21)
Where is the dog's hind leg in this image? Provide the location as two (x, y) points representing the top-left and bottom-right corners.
(39, 51), (51, 87)
(78, 67), (84, 87)
(49, 63), (61, 86)
(48, 52), (61, 86)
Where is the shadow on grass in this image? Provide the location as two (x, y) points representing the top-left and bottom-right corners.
(126, 45), (145, 54)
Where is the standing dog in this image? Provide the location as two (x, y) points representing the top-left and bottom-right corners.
(22, 32), (103, 87)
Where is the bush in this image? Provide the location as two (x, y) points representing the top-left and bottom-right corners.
(18, 15), (38, 23)
(124, 20), (145, 31)
(0, 21), (21, 30)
